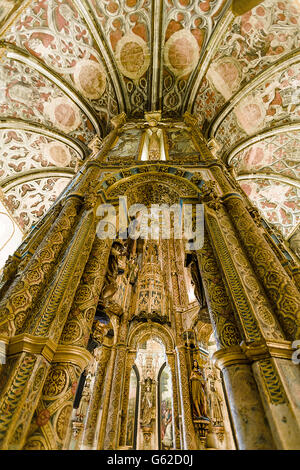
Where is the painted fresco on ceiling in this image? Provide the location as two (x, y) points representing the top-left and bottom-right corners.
(0, 130), (78, 181)
(0, 55), (95, 142)
(163, 0), (227, 116)
(231, 130), (300, 180)
(194, 0), (300, 126)
(239, 178), (300, 237)
(4, 0), (118, 123)
(166, 128), (200, 160)
(89, 0), (152, 117)
(2, 176), (71, 231)
(0, 0), (23, 29)
(215, 62), (300, 153)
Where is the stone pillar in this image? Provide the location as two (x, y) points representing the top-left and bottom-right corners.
(196, 230), (276, 449)
(22, 235), (113, 450)
(0, 197), (79, 339)
(175, 344), (197, 450)
(184, 112), (300, 340)
(118, 350), (136, 448)
(224, 193), (300, 341)
(0, 196), (97, 450)
(81, 342), (112, 449)
(167, 352), (181, 449)
(213, 347), (275, 450)
(103, 343), (127, 449)
(97, 344), (117, 449)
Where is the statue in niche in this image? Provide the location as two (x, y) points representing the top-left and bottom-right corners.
(209, 380), (223, 427)
(141, 379), (153, 426)
(190, 360), (209, 419)
(188, 253), (206, 308)
(101, 241), (127, 300)
(289, 228), (300, 260)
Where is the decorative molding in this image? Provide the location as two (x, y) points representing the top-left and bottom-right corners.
(0, 168), (74, 192)
(237, 173), (300, 190)
(0, 119), (89, 159)
(149, 0), (164, 111)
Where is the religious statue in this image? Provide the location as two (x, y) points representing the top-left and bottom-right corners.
(101, 241), (127, 300)
(209, 381), (223, 427)
(186, 253), (206, 308)
(190, 360), (209, 419)
(141, 380), (153, 426)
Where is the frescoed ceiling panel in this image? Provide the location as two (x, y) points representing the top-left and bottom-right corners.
(4, 0), (119, 128)
(193, 0), (300, 128)
(0, 129), (78, 181)
(87, 0), (152, 117)
(2, 176), (71, 232)
(214, 61), (300, 154)
(239, 177), (300, 237)
(230, 130), (300, 181)
(162, 0), (228, 116)
(0, 0), (298, 250)
(0, 53), (95, 142)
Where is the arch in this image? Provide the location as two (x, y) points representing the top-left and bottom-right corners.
(96, 164), (206, 204)
(127, 322), (175, 353)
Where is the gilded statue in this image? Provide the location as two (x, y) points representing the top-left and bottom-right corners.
(190, 360), (209, 419)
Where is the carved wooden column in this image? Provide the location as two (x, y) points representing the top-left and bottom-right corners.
(118, 350), (136, 448)
(22, 235), (113, 450)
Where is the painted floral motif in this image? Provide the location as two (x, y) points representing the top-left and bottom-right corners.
(193, 77), (225, 127)
(2, 176), (71, 231)
(239, 178), (300, 237)
(231, 130), (300, 181)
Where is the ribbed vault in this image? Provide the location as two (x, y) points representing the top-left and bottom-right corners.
(0, 0), (299, 267)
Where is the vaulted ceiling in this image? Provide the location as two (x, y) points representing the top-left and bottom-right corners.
(0, 0), (299, 266)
